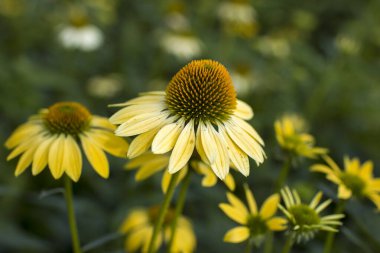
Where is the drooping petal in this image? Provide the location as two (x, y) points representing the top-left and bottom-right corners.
(5, 123), (43, 149)
(135, 156), (168, 181)
(152, 119), (185, 154)
(87, 129), (129, 157)
(223, 226), (250, 243)
(266, 217), (288, 231)
(119, 209), (149, 234)
(80, 134), (109, 178)
(234, 100), (253, 120)
(224, 174), (236, 191)
(48, 134), (66, 179)
(91, 116), (116, 131)
(168, 120), (195, 174)
(32, 136), (55, 175)
(63, 136), (82, 182)
(127, 127), (160, 159)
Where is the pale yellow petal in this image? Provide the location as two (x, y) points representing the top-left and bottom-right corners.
(87, 129), (129, 157)
(91, 116), (116, 131)
(152, 119), (184, 154)
(161, 167), (187, 193)
(230, 116), (264, 145)
(195, 125), (210, 165)
(63, 136), (82, 182)
(127, 127), (160, 158)
(219, 203), (247, 224)
(32, 136), (55, 175)
(200, 121), (216, 165)
(223, 226), (250, 243)
(266, 217), (288, 231)
(260, 194), (280, 219)
(48, 134), (66, 179)
(126, 153), (167, 169)
(168, 120), (195, 174)
(115, 111), (170, 136)
(234, 100), (253, 120)
(14, 140), (40, 176)
(193, 161), (217, 187)
(109, 103), (165, 124)
(309, 191), (323, 209)
(80, 134), (109, 178)
(338, 185), (352, 199)
(135, 156), (168, 181)
(244, 185), (258, 214)
(7, 133), (43, 161)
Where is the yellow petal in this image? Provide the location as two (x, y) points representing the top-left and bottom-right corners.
(87, 129), (129, 157)
(195, 125), (210, 165)
(266, 217), (287, 231)
(223, 226), (250, 243)
(359, 161), (374, 181)
(260, 194), (280, 219)
(224, 174), (235, 191)
(338, 185), (352, 199)
(234, 100), (253, 120)
(152, 119), (184, 154)
(161, 167), (187, 193)
(127, 127), (160, 158)
(135, 156), (168, 181)
(48, 134), (66, 179)
(109, 103), (165, 124)
(367, 193), (380, 211)
(80, 134), (109, 178)
(119, 209), (149, 233)
(91, 116), (116, 131)
(345, 156), (360, 175)
(323, 155), (342, 174)
(219, 203), (247, 224)
(227, 192), (249, 216)
(193, 161), (217, 187)
(125, 226), (151, 252)
(126, 153), (166, 169)
(5, 123), (42, 149)
(230, 116), (264, 145)
(168, 120), (195, 174)
(244, 185), (258, 214)
(200, 121), (216, 165)
(63, 136), (82, 182)
(309, 191), (323, 209)
(14, 142), (39, 176)
(32, 136), (55, 175)
(7, 133), (43, 161)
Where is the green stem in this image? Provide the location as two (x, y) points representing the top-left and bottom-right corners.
(275, 154), (292, 192)
(147, 172), (180, 253)
(64, 176), (82, 253)
(245, 237), (254, 253)
(263, 231), (273, 253)
(167, 171), (191, 252)
(323, 200), (346, 253)
(281, 236), (293, 253)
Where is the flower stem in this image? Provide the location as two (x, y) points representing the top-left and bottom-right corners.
(281, 236), (293, 253)
(245, 238), (254, 253)
(147, 172), (180, 253)
(323, 200), (346, 253)
(64, 176), (82, 253)
(275, 154), (292, 192)
(167, 171), (191, 252)
(263, 231), (273, 253)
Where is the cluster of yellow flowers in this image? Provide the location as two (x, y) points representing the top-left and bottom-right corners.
(5, 59), (379, 253)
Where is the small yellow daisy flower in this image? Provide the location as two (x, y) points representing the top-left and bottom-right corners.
(125, 152), (235, 193)
(274, 114), (328, 159)
(311, 156), (380, 210)
(110, 59), (265, 180)
(120, 206), (196, 253)
(5, 102), (129, 181)
(278, 187), (344, 243)
(219, 185), (287, 245)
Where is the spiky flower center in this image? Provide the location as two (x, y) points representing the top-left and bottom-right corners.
(341, 173), (365, 196)
(166, 59), (237, 123)
(44, 102), (91, 135)
(289, 204), (320, 227)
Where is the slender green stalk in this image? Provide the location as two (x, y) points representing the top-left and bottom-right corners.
(64, 176), (82, 253)
(245, 237), (254, 253)
(167, 171), (191, 252)
(263, 231), (273, 253)
(275, 154), (292, 192)
(281, 236), (293, 253)
(147, 172), (180, 253)
(323, 200), (346, 253)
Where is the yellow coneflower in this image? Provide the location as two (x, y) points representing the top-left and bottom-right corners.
(110, 59), (265, 180)
(219, 185), (287, 245)
(125, 152), (235, 192)
(5, 102), (129, 182)
(120, 206), (196, 253)
(274, 114), (327, 159)
(311, 156), (380, 210)
(278, 187), (344, 243)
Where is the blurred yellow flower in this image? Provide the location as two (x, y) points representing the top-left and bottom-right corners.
(110, 59), (265, 180)
(278, 187), (344, 243)
(311, 156), (380, 210)
(219, 185), (287, 245)
(125, 152), (235, 192)
(274, 114), (327, 158)
(5, 102), (129, 181)
(120, 206), (196, 253)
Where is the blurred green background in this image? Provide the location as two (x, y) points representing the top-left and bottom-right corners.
(1, 0), (380, 252)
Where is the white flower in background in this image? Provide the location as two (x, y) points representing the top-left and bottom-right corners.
(335, 34), (361, 55)
(217, 0), (258, 38)
(160, 32), (202, 61)
(87, 74), (123, 98)
(230, 65), (256, 96)
(255, 36), (290, 58)
(164, 12), (190, 32)
(58, 24), (104, 51)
